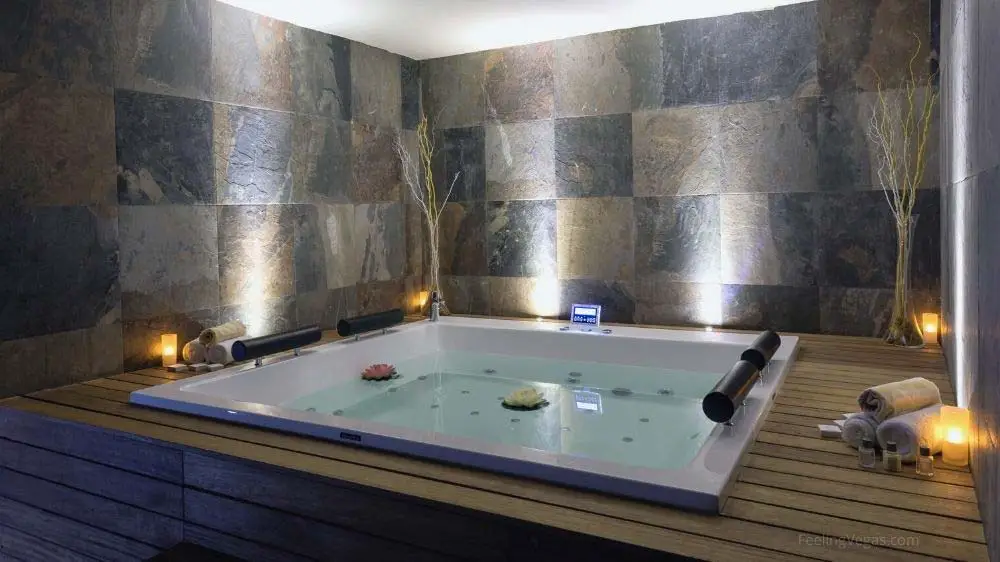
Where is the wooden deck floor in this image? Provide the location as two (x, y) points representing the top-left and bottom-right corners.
(0, 330), (989, 561)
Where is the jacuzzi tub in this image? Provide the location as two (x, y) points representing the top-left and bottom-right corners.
(131, 317), (798, 512)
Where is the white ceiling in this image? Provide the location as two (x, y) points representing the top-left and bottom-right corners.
(219, 0), (811, 60)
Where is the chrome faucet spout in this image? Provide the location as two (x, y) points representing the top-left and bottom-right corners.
(429, 291), (441, 322)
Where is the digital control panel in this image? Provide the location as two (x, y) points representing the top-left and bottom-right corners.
(573, 390), (603, 413)
(570, 303), (601, 326)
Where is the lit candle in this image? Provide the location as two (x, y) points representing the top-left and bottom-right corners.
(922, 312), (939, 335)
(161, 333), (178, 367)
(940, 405), (970, 467)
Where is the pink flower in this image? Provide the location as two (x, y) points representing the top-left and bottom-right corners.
(361, 363), (397, 381)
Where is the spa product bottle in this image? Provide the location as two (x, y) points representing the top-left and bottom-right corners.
(883, 441), (902, 472)
(859, 438), (876, 469)
(916, 444), (935, 477)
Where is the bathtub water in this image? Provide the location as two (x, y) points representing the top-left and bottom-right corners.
(285, 351), (719, 471)
(131, 316), (799, 512)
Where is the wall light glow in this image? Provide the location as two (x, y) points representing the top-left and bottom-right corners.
(530, 277), (561, 318)
(695, 284), (724, 327)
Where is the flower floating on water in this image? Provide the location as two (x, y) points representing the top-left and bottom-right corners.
(361, 363), (397, 381)
(502, 387), (548, 411)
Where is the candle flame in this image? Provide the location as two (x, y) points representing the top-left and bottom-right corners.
(946, 427), (964, 444)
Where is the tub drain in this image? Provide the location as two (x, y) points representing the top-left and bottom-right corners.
(658, 388), (673, 396)
(622, 437), (634, 443)
(612, 387), (633, 397)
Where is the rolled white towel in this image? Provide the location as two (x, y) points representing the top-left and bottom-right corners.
(876, 404), (943, 463)
(199, 321), (246, 346)
(206, 338), (238, 366)
(182, 340), (206, 364)
(841, 413), (879, 449)
(857, 377), (942, 422)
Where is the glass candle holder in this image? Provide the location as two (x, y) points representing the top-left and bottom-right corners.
(940, 405), (970, 467)
(161, 333), (178, 367)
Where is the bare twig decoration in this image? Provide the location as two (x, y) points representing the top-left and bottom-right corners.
(394, 112), (460, 313)
(866, 34), (938, 347)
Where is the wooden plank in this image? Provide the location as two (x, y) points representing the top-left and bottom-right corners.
(782, 379), (957, 400)
(134, 368), (193, 381)
(730, 481), (985, 543)
(749, 442), (975, 486)
(772, 403), (852, 419)
(107, 373), (162, 386)
(81, 379), (147, 393)
(0, 406), (182, 483)
(738, 467), (982, 522)
(0, 439), (183, 517)
(183, 524), (314, 562)
(0, 468), (183, 548)
(184, 452), (511, 561)
(55, 384), (130, 404)
(0, 525), (97, 562)
(723, 499), (989, 561)
(183, 489), (455, 562)
(0, 497), (159, 562)
(766, 411), (840, 428)
(745, 454), (978, 503)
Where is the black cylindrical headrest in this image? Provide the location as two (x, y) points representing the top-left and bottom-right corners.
(336, 308), (405, 337)
(702, 360), (760, 423)
(739, 330), (781, 370)
(231, 325), (322, 362)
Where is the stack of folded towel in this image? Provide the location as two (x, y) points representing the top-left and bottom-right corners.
(822, 377), (943, 462)
(180, 321), (247, 368)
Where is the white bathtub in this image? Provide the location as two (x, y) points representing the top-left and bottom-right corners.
(131, 317), (798, 512)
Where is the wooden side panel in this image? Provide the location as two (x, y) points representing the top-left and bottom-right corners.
(0, 469), (182, 549)
(182, 524), (315, 562)
(0, 525), (96, 562)
(183, 489), (453, 562)
(0, 439), (182, 517)
(0, 407), (181, 482)
(184, 452), (509, 561)
(0, 498), (160, 562)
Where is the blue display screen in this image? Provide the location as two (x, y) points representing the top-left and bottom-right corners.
(570, 304), (601, 326)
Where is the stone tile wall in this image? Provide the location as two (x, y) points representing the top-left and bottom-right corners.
(0, 0), (419, 392)
(419, 0), (941, 335)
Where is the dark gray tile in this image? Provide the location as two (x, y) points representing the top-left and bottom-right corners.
(439, 202), (487, 276)
(632, 106), (722, 197)
(296, 285), (357, 330)
(292, 205), (325, 295)
(911, 188), (941, 293)
(0, 74), (115, 207)
(211, 1), (292, 111)
(442, 276), (491, 316)
(119, 205), (219, 320)
(624, 25), (666, 112)
(818, 0), (931, 94)
(634, 277), (724, 327)
(214, 105), (294, 205)
(0, 0), (112, 91)
(405, 203), (425, 279)
(421, 53), (485, 130)
(554, 30), (631, 118)
(220, 295), (297, 338)
(0, 206), (119, 340)
(350, 123), (401, 203)
(89, 322), (124, 376)
(356, 279), (405, 316)
(723, 285), (820, 332)
(659, 17), (721, 107)
(721, 192), (818, 287)
(112, 0), (212, 98)
(436, 126), (486, 202)
(0, 334), (46, 398)
(484, 44), (554, 122)
(816, 190), (896, 288)
(115, 90), (214, 205)
(719, 98), (818, 193)
(289, 26), (350, 120)
(488, 200), (556, 278)
(351, 42), (401, 128)
(43, 328), (94, 388)
(292, 115), (351, 204)
(218, 206), (294, 307)
(122, 309), (218, 372)
(401, 56), (421, 130)
(554, 114), (632, 198)
(819, 286), (894, 337)
(716, 3), (819, 103)
(557, 198), (634, 281)
(634, 196), (721, 283)
(355, 203), (405, 282)
(559, 280), (635, 324)
(817, 92), (870, 190)
(485, 120), (555, 201)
